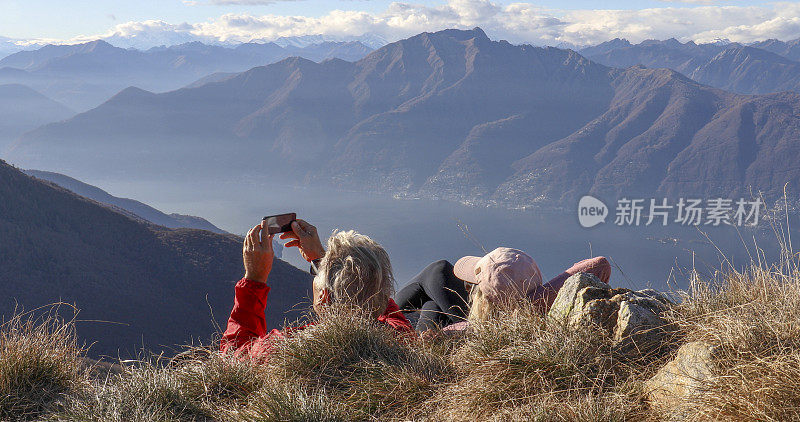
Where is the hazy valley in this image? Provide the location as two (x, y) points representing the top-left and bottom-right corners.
(5, 28), (800, 211)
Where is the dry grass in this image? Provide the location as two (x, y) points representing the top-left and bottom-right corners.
(56, 347), (270, 422)
(237, 382), (348, 422)
(428, 304), (654, 421)
(58, 363), (213, 422)
(663, 264), (800, 422)
(0, 306), (88, 421)
(257, 307), (454, 420)
(6, 260), (800, 421)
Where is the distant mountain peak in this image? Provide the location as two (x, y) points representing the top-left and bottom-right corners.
(578, 38), (632, 57)
(582, 34), (800, 96)
(105, 86), (156, 104)
(279, 55), (318, 67)
(78, 39), (117, 53)
(274, 34), (387, 50)
(714, 44), (795, 64)
(708, 38), (733, 46)
(117, 85), (153, 95)
(177, 41), (206, 47)
(606, 38), (632, 46)
(470, 27), (489, 39)
(84, 39), (112, 47)
(425, 27), (489, 42)
(0, 83), (44, 96)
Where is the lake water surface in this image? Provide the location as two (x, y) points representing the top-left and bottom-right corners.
(96, 176), (793, 293)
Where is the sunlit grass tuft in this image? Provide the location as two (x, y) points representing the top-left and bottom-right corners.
(0, 306), (88, 421)
(9, 252), (800, 421)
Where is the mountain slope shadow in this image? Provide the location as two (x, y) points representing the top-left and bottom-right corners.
(0, 160), (311, 358)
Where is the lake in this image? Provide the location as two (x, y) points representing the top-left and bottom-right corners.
(95, 176), (792, 293)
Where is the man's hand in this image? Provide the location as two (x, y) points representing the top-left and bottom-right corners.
(243, 223), (274, 284)
(280, 219), (325, 262)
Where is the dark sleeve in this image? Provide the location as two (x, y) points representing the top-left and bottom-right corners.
(402, 260), (469, 325)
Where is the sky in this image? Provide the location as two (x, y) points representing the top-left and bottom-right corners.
(1, 0), (799, 48)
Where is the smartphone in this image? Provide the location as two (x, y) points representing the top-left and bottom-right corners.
(262, 213), (297, 235)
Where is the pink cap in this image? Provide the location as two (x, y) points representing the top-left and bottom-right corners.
(453, 247), (542, 303)
(566, 257), (611, 283)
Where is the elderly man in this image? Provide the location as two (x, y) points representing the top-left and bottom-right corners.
(221, 219), (412, 358)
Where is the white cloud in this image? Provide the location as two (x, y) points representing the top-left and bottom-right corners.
(15, 0), (800, 49)
(192, 1), (800, 46)
(550, 5), (789, 45)
(184, 0), (303, 5)
(690, 3), (800, 43)
(658, 0), (728, 4)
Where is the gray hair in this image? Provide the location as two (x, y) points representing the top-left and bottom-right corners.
(313, 230), (394, 319)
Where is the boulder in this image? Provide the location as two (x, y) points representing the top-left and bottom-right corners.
(646, 341), (717, 413)
(547, 272), (615, 323)
(614, 290), (671, 348)
(547, 273), (673, 349)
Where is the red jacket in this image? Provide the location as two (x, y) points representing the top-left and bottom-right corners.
(221, 278), (413, 359)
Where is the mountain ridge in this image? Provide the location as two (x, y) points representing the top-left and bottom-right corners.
(0, 39), (374, 110)
(581, 38), (800, 95)
(22, 169), (228, 234)
(0, 160), (310, 358)
(10, 28), (800, 208)
(0, 84), (73, 152)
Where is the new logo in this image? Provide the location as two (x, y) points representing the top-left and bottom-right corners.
(578, 195), (608, 228)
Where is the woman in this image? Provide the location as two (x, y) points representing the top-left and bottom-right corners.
(394, 247), (610, 331)
(221, 220), (412, 360)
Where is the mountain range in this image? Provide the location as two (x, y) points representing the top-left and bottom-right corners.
(0, 36), (24, 58)
(0, 33), (388, 57)
(580, 38), (800, 96)
(22, 169), (227, 234)
(0, 160), (310, 358)
(0, 84), (73, 152)
(21, 169), (286, 258)
(8, 27), (800, 208)
(0, 39), (373, 111)
(750, 38), (800, 61)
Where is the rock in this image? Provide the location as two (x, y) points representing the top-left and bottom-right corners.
(614, 291), (671, 349)
(547, 272), (611, 322)
(582, 292), (622, 329)
(616, 300), (664, 340)
(635, 289), (673, 305)
(646, 341), (717, 412)
(547, 272), (673, 350)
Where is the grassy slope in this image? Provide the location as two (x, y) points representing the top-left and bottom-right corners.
(3, 261), (800, 421)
